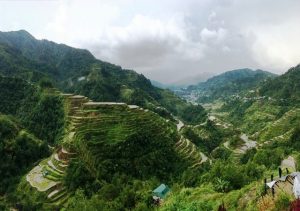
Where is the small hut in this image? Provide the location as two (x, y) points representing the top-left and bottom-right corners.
(152, 184), (170, 199)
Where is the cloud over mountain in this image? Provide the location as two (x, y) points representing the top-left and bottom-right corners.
(1, 0), (300, 83)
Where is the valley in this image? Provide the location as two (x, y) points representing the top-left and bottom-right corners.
(0, 30), (300, 211)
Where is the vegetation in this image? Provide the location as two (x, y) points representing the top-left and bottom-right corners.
(0, 30), (207, 125)
(70, 104), (187, 182)
(259, 64), (300, 103)
(0, 76), (65, 144)
(0, 115), (48, 194)
(182, 68), (276, 103)
(0, 76), (66, 208)
(24, 93), (65, 144)
(1, 30), (300, 210)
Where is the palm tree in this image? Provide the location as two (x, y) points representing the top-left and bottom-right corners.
(214, 178), (229, 193)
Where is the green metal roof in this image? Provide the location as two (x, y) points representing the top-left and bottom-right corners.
(153, 184), (170, 198)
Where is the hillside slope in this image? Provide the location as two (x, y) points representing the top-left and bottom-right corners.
(220, 65), (300, 138)
(179, 68), (276, 103)
(0, 43), (53, 84)
(259, 64), (300, 103)
(15, 92), (195, 210)
(0, 30), (94, 80)
(0, 30), (206, 124)
(0, 76), (65, 144)
(0, 115), (48, 194)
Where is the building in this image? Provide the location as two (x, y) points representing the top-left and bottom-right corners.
(152, 184), (170, 199)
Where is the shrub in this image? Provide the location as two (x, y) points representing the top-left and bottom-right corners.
(274, 192), (293, 211)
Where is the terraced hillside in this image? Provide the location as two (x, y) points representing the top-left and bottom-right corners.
(181, 121), (226, 154)
(19, 94), (84, 209)
(257, 108), (300, 142)
(175, 137), (205, 168)
(222, 99), (300, 142)
(25, 147), (75, 207)
(69, 98), (187, 180)
(19, 92), (198, 209)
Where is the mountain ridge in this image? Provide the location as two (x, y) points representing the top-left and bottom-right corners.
(176, 68), (277, 103)
(0, 30), (206, 125)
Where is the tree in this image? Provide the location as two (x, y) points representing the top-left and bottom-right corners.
(213, 178), (230, 193)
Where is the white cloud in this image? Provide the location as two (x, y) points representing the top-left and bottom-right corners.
(1, 0), (300, 83)
(43, 0), (120, 45)
(200, 27), (227, 44)
(250, 19), (300, 70)
(208, 11), (217, 22)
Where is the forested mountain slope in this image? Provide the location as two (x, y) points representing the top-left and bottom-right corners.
(0, 30), (94, 80)
(0, 76), (65, 144)
(259, 64), (300, 103)
(0, 76), (67, 209)
(0, 115), (48, 194)
(0, 43), (49, 81)
(181, 68), (276, 103)
(0, 30), (206, 124)
(220, 64), (300, 136)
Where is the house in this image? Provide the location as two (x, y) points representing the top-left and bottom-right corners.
(152, 184), (170, 199)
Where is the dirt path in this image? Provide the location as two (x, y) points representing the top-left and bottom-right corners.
(208, 115), (230, 128)
(176, 119), (184, 131)
(238, 134), (257, 153)
(281, 156), (296, 171)
(223, 134), (257, 154)
(223, 141), (230, 150)
(200, 152), (208, 163)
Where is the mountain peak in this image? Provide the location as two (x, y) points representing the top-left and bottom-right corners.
(0, 29), (35, 40)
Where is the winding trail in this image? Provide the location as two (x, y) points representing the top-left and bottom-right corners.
(223, 141), (230, 150)
(175, 117), (210, 165)
(208, 113), (257, 154)
(223, 134), (257, 154)
(200, 152), (208, 163)
(238, 134), (257, 153)
(176, 119), (184, 131)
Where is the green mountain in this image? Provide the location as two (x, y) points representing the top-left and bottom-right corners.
(259, 64), (300, 103)
(0, 30), (94, 80)
(0, 42), (48, 81)
(0, 30), (206, 124)
(0, 30), (205, 209)
(3, 29), (300, 211)
(181, 68), (276, 103)
(159, 65), (300, 210)
(12, 89), (195, 210)
(220, 64), (300, 140)
(0, 75), (193, 210)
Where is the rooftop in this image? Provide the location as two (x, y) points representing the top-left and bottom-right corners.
(153, 184), (169, 194)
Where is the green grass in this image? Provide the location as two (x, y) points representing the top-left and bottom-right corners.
(258, 108), (300, 142)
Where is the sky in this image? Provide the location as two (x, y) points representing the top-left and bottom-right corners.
(1, 0), (300, 84)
